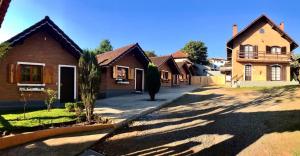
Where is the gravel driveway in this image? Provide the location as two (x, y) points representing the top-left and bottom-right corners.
(92, 86), (300, 156)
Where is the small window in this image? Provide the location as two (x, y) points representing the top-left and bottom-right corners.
(271, 46), (281, 54)
(20, 65), (43, 84)
(162, 71), (169, 80)
(117, 66), (129, 81)
(259, 28), (265, 34)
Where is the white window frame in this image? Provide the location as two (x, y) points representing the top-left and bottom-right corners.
(116, 65), (130, 82)
(17, 61), (45, 86)
(161, 70), (169, 80)
(58, 65), (77, 100)
(271, 65), (281, 81)
(244, 64), (252, 81)
(134, 68), (144, 92)
(271, 46), (281, 54)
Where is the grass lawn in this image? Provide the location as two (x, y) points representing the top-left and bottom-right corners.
(0, 108), (77, 132)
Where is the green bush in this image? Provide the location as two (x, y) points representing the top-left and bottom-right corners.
(146, 63), (161, 101)
(74, 102), (84, 110)
(65, 103), (75, 112)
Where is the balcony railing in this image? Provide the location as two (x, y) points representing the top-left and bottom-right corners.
(237, 51), (291, 62)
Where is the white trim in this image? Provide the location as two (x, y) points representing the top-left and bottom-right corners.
(17, 83), (45, 87)
(58, 65), (77, 100)
(116, 65), (129, 69)
(135, 68), (144, 91)
(17, 61), (45, 66)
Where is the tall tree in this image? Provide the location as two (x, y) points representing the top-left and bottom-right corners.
(146, 63), (161, 101)
(78, 50), (101, 123)
(144, 50), (157, 57)
(291, 54), (300, 84)
(182, 41), (208, 65)
(95, 39), (113, 54)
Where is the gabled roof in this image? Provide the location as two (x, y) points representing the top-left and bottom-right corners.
(5, 16), (82, 58)
(150, 55), (181, 75)
(172, 50), (188, 59)
(0, 0), (11, 28)
(97, 43), (150, 67)
(175, 61), (192, 75)
(227, 14), (298, 51)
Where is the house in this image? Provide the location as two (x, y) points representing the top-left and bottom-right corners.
(175, 61), (192, 85)
(150, 55), (181, 87)
(97, 43), (150, 97)
(0, 16), (82, 108)
(0, 0), (11, 28)
(226, 15), (298, 87)
(208, 57), (226, 70)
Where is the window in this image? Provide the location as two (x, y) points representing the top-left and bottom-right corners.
(20, 65), (43, 84)
(117, 66), (129, 81)
(271, 65), (281, 81)
(161, 71), (169, 80)
(243, 45), (255, 59)
(259, 28), (265, 34)
(271, 46), (281, 54)
(245, 65), (252, 81)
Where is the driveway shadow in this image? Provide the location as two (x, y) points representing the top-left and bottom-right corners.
(93, 87), (300, 156)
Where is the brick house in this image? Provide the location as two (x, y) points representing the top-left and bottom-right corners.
(175, 61), (192, 85)
(0, 16), (82, 108)
(150, 55), (181, 87)
(226, 15), (298, 87)
(97, 43), (150, 97)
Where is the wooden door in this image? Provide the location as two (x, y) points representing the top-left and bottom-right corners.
(60, 67), (75, 103)
(135, 69), (143, 92)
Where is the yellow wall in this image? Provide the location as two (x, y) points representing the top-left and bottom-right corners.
(232, 22), (291, 82)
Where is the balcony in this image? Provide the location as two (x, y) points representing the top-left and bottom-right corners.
(236, 51), (291, 63)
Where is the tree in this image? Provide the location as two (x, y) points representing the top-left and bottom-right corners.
(78, 50), (101, 123)
(146, 63), (161, 101)
(43, 89), (57, 112)
(0, 42), (11, 61)
(95, 39), (113, 54)
(145, 50), (157, 57)
(182, 41), (209, 65)
(291, 54), (300, 84)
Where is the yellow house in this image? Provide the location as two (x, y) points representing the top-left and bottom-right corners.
(226, 15), (298, 87)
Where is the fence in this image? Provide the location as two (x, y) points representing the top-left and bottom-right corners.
(191, 75), (225, 86)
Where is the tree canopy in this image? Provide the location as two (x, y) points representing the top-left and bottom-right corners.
(144, 50), (157, 57)
(291, 54), (300, 83)
(95, 39), (113, 54)
(182, 41), (208, 65)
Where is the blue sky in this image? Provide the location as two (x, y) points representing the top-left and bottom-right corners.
(1, 0), (300, 57)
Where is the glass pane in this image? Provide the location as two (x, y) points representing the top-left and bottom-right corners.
(32, 66), (42, 82)
(21, 65), (31, 82)
(117, 67), (128, 80)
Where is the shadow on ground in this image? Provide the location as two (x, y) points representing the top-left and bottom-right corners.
(93, 86), (300, 156)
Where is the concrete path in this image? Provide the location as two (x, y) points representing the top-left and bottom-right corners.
(94, 86), (198, 123)
(1, 86), (198, 156)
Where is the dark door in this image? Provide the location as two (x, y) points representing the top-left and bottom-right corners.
(136, 69), (143, 92)
(60, 67), (74, 103)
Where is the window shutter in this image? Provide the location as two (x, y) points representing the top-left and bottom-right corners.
(128, 68), (134, 80)
(7, 64), (16, 84)
(281, 47), (287, 54)
(281, 65), (286, 81)
(266, 46), (271, 54)
(44, 66), (54, 84)
(168, 72), (171, 80)
(266, 65), (271, 81)
(16, 64), (21, 83)
(240, 45), (245, 52)
(112, 66), (117, 79)
(254, 45), (258, 52)
(160, 71), (163, 79)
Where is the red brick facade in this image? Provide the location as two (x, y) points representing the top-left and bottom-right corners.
(0, 30), (78, 101)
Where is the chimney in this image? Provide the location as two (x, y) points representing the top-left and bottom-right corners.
(279, 22), (284, 31)
(232, 24), (238, 36)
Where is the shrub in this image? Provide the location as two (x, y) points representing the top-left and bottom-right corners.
(65, 102), (75, 112)
(43, 89), (57, 112)
(74, 102), (84, 110)
(146, 63), (161, 101)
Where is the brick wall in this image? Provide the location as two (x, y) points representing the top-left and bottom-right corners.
(0, 30), (78, 101)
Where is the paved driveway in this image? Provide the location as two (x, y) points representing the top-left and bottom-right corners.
(94, 86), (198, 123)
(93, 86), (300, 156)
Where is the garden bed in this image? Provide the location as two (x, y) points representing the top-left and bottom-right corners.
(0, 108), (79, 135)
